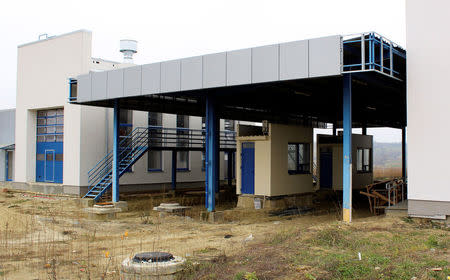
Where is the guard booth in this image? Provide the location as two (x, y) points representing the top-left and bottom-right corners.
(235, 122), (315, 209)
(317, 134), (373, 190)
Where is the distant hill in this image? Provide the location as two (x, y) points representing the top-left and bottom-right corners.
(373, 142), (403, 168)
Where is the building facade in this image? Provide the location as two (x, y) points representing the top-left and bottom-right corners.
(0, 109), (15, 182)
(406, 0), (450, 219)
(13, 30), (230, 196)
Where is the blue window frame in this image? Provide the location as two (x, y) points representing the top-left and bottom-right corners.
(288, 143), (311, 174)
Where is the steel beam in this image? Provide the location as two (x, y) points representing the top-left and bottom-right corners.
(205, 96), (219, 212)
(402, 127), (407, 179)
(343, 74), (352, 223)
(172, 151), (177, 190)
(112, 100), (120, 203)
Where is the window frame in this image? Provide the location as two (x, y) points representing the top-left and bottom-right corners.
(287, 142), (311, 175)
(356, 147), (372, 173)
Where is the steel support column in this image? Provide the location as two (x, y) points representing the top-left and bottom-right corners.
(172, 151), (177, 190)
(402, 127), (406, 179)
(332, 122), (337, 136)
(362, 125), (367, 135)
(343, 74), (352, 223)
(205, 96), (219, 212)
(112, 100), (120, 203)
(227, 151), (233, 186)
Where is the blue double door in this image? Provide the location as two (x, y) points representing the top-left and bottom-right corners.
(241, 142), (255, 194)
(36, 142), (63, 183)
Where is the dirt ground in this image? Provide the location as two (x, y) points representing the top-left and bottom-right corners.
(0, 188), (447, 280)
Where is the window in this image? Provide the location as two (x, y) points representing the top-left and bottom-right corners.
(69, 79), (77, 100)
(287, 143), (310, 174)
(176, 115), (189, 171)
(36, 109), (64, 143)
(148, 112), (163, 171)
(357, 148), (371, 172)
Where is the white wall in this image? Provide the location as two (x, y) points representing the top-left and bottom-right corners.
(406, 0), (450, 202)
(15, 30), (92, 184)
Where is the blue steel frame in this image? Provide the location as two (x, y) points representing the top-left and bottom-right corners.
(343, 74), (352, 223)
(112, 100), (120, 203)
(343, 32), (406, 77)
(205, 96), (219, 212)
(172, 151), (177, 190)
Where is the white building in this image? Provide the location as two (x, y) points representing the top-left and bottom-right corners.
(12, 30), (231, 196)
(406, 0), (450, 219)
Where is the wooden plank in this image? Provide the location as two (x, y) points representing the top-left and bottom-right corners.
(372, 190), (395, 204)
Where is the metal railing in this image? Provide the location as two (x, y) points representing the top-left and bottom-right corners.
(87, 126), (236, 192)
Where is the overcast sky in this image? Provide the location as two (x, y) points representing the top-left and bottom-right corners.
(0, 0), (406, 142)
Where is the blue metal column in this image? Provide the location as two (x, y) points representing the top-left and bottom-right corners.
(172, 151), (177, 190)
(343, 74), (352, 223)
(112, 100), (120, 203)
(205, 96), (219, 212)
(402, 127), (406, 179)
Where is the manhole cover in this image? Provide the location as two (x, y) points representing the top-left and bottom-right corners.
(132, 252), (174, 263)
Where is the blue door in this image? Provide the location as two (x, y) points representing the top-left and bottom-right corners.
(320, 152), (333, 188)
(241, 142), (255, 194)
(36, 109), (64, 183)
(45, 150), (55, 182)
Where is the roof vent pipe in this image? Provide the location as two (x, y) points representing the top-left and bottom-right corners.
(120, 39), (137, 63)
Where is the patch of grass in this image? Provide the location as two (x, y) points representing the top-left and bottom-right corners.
(424, 235), (445, 249)
(310, 227), (352, 248)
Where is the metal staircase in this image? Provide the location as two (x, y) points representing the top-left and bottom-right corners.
(83, 126), (236, 201)
(83, 127), (149, 201)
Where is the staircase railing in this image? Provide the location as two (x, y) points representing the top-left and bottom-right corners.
(85, 126), (237, 199)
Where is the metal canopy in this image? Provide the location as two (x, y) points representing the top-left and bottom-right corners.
(71, 32), (406, 128)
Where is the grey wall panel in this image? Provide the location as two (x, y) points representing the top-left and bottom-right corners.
(181, 56), (202, 91)
(227, 48), (251, 86)
(76, 74), (91, 102)
(124, 66), (142, 97)
(280, 40), (309, 80)
(252, 44), (279, 83)
(0, 109), (15, 145)
(107, 69), (124, 98)
(161, 60), (181, 93)
(142, 63), (161, 95)
(91, 71), (107, 100)
(203, 52), (226, 88)
(309, 35), (342, 78)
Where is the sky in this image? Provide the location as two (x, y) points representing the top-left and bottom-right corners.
(0, 0), (406, 142)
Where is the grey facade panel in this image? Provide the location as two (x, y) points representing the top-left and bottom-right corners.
(181, 56), (203, 91)
(76, 74), (91, 102)
(0, 109), (15, 146)
(91, 71), (107, 101)
(408, 199), (450, 219)
(107, 69), (124, 98)
(161, 60), (181, 93)
(227, 48), (252, 86)
(280, 40), (309, 80)
(252, 44), (279, 83)
(202, 52), (226, 88)
(142, 63), (161, 95)
(309, 35), (342, 78)
(124, 66), (142, 97)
